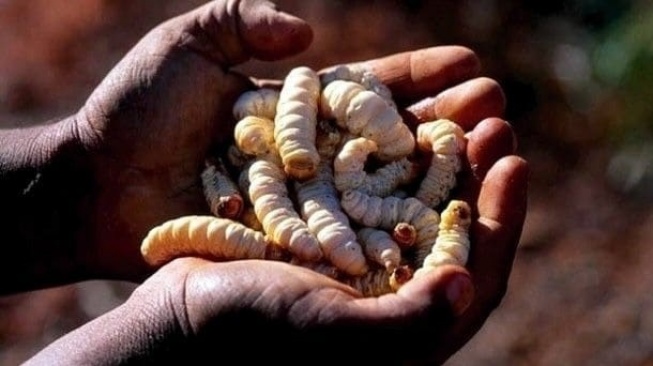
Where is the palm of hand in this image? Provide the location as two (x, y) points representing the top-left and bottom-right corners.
(142, 257), (455, 365)
(76, 28), (253, 277)
(31, 1), (528, 364)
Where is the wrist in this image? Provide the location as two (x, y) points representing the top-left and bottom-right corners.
(24, 286), (191, 365)
(0, 114), (95, 293)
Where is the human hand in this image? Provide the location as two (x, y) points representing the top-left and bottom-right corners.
(73, 0), (526, 286)
(340, 46), (529, 364)
(114, 257), (476, 365)
(28, 219), (521, 366)
(74, 0), (314, 280)
(62, 0), (527, 362)
(49, 32), (523, 366)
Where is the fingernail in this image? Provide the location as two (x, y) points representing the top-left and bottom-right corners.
(446, 274), (474, 316)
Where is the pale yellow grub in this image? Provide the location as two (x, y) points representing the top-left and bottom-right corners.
(415, 200), (472, 278)
(320, 64), (395, 107)
(341, 266), (413, 297)
(357, 227), (401, 272)
(141, 216), (286, 267)
(320, 80), (415, 161)
(415, 119), (466, 208)
(275, 66), (321, 180)
(248, 157), (322, 262)
(233, 88), (280, 121)
(234, 116), (276, 157)
(340, 190), (441, 258)
(294, 129), (368, 276)
(334, 137), (416, 196)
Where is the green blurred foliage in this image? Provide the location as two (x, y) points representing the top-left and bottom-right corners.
(594, 2), (653, 145)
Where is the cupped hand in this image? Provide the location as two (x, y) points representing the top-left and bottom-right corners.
(73, 0), (526, 285)
(118, 257), (472, 365)
(28, 256), (474, 365)
(75, 0), (313, 279)
(361, 48), (528, 363)
(66, 0), (528, 363)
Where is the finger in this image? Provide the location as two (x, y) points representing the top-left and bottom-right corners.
(472, 156), (528, 306)
(352, 46), (481, 101)
(397, 265), (474, 319)
(165, 0), (312, 66)
(454, 117), (517, 205)
(430, 156), (528, 363)
(466, 118), (517, 179)
(468, 155), (529, 343)
(476, 155), (529, 234)
(405, 77), (506, 131)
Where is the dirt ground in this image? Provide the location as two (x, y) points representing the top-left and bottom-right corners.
(1, 1), (652, 365)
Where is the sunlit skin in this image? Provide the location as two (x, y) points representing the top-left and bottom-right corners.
(0, 0), (528, 365)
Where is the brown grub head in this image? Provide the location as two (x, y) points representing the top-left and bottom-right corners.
(216, 195), (244, 220)
(392, 222), (418, 249)
(389, 265), (414, 291)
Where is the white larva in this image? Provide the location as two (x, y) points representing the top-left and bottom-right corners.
(415, 119), (466, 208)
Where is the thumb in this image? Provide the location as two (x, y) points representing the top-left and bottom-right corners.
(167, 0), (313, 66)
(397, 265), (475, 318)
(234, 0), (313, 61)
(333, 265), (474, 363)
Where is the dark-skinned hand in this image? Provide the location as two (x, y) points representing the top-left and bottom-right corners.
(24, 0), (528, 365)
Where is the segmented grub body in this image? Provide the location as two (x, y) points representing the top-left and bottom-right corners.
(248, 157), (322, 261)
(295, 127), (368, 276)
(232, 88), (280, 121)
(415, 200), (472, 277)
(415, 119), (466, 208)
(341, 266), (413, 297)
(234, 116), (276, 157)
(140, 216), (287, 267)
(334, 137), (416, 196)
(357, 227), (402, 272)
(320, 80), (415, 161)
(274, 66), (321, 180)
(340, 190), (440, 257)
(290, 258), (340, 279)
(320, 65), (395, 108)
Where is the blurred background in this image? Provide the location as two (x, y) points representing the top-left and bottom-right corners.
(1, 0), (653, 364)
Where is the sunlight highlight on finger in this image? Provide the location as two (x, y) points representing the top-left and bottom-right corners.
(406, 77), (506, 131)
(467, 156), (527, 301)
(467, 117), (517, 179)
(358, 46), (481, 101)
(476, 156), (528, 225)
